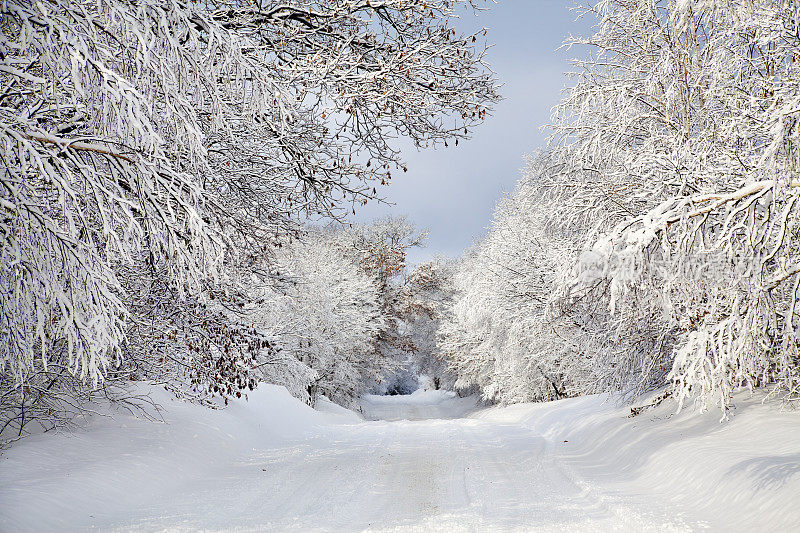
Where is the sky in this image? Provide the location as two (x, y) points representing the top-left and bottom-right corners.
(352, 1), (595, 264)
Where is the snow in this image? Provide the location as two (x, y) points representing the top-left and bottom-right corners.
(474, 392), (800, 531)
(360, 389), (478, 421)
(1, 384), (799, 531)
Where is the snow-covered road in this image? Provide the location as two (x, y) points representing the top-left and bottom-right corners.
(103, 391), (686, 532)
(274, 393), (688, 532)
(2, 385), (799, 532)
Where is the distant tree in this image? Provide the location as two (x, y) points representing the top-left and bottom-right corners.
(245, 230), (386, 407)
(335, 217), (427, 393)
(399, 258), (459, 391)
(437, 155), (584, 403)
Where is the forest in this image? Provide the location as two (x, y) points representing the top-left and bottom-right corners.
(2, 0), (799, 438)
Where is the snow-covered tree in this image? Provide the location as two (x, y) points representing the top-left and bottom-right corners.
(335, 217), (428, 394)
(437, 154), (587, 403)
(440, 0), (800, 413)
(396, 258), (459, 391)
(245, 229), (387, 407)
(552, 0), (800, 410)
(0, 0), (498, 437)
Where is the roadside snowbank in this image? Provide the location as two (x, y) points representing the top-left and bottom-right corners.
(473, 391), (800, 531)
(0, 383), (356, 532)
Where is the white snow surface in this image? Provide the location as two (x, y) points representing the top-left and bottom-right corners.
(1, 384), (799, 532)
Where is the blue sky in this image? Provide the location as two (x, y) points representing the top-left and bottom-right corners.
(352, 1), (594, 264)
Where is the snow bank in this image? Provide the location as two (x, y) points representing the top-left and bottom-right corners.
(3, 384), (798, 531)
(0, 382), (358, 532)
(314, 396), (365, 423)
(473, 391), (800, 531)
